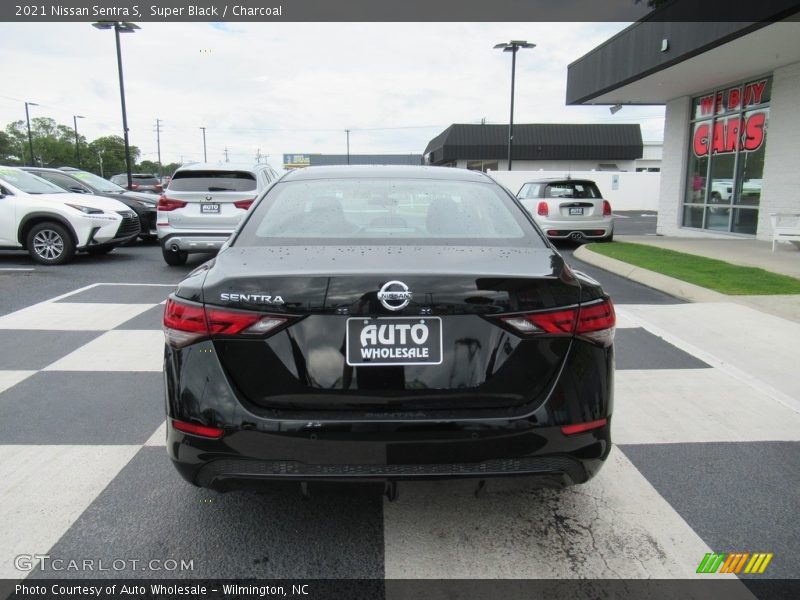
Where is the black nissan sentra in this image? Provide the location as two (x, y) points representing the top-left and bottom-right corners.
(163, 165), (615, 493)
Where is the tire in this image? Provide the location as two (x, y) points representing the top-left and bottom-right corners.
(26, 222), (75, 265)
(162, 245), (188, 266)
(86, 246), (115, 256)
(600, 231), (614, 243)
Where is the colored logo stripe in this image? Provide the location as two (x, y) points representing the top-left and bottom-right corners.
(697, 552), (773, 574)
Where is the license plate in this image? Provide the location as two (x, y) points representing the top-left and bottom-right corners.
(346, 317), (442, 366)
(201, 203), (220, 214)
(569, 207), (584, 215)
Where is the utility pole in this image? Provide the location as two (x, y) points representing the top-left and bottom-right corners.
(255, 148), (261, 163)
(24, 101), (38, 167)
(155, 118), (163, 175)
(73, 115), (85, 167)
(345, 129), (350, 165)
(97, 151), (104, 178)
(199, 127), (207, 162)
(224, 147), (229, 162)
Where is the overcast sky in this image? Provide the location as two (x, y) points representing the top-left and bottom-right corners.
(0, 22), (666, 168)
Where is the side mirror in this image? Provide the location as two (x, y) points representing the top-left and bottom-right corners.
(68, 186), (88, 194)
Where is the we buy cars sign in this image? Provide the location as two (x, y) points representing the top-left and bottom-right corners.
(692, 79), (768, 158)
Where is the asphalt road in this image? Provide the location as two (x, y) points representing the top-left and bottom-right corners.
(1, 238), (797, 587)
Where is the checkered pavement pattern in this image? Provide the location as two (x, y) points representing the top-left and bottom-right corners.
(0, 283), (798, 581)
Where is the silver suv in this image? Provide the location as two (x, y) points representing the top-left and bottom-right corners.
(157, 162), (281, 265)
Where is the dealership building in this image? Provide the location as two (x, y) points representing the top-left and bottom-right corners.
(567, 7), (800, 239)
(423, 123), (650, 172)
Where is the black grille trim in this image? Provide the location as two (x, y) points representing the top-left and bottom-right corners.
(114, 211), (140, 239)
(196, 456), (586, 487)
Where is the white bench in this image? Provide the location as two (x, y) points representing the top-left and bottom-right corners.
(770, 213), (800, 252)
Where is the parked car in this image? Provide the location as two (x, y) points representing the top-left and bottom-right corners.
(20, 167), (157, 240)
(163, 165), (615, 493)
(0, 166), (139, 265)
(517, 178), (614, 242)
(110, 173), (163, 195)
(157, 162), (282, 266)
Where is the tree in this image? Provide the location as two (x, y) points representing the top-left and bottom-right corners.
(85, 135), (140, 179)
(136, 159), (161, 175)
(0, 130), (23, 164)
(634, 0), (669, 8)
(5, 117), (86, 167)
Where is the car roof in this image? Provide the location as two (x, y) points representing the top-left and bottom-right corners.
(173, 162), (272, 173)
(21, 166), (73, 175)
(281, 165), (492, 182)
(521, 178), (598, 185)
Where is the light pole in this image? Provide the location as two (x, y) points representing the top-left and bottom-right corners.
(93, 20), (139, 189)
(493, 40), (535, 171)
(73, 115), (85, 167)
(345, 129), (350, 165)
(200, 127), (207, 162)
(24, 101), (38, 167)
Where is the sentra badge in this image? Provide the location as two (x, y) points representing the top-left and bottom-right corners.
(220, 293), (284, 304)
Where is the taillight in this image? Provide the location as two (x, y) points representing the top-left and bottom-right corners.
(537, 201), (549, 216)
(163, 297), (290, 347)
(561, 418), (608, 436)
(233, 199), (255, 210)
(131, 183), (140, 190)
(157, 195), (188, 211)
(172, 419), (224, 439)
(602, 200), (612, 216)
(498, 298), (615, 346)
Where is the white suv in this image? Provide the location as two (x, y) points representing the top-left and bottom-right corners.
(157, 162), (282, 265)
(0, 166), (139, 265)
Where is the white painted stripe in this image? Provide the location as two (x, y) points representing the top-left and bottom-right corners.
(0, 370), (36, 394)
(0, 268), (35, 271)
(613, 311), (639, 329)
(0, 445), (139, 578)
(616, 305), (800, 415)
(40, 282), (104, 304)
(45, 330), (165, 371)
(0, 302), (155, 331)
(383, 447), (737, 579)
(144, 421), (167, 446)
(614, 369), (800, 444)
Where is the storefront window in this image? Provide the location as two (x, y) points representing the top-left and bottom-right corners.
(682, 76), (771, 235)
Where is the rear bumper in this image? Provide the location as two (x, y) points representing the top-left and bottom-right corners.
(535, 217), (613, 239)
(159, 231), (231, 253)
(168, 423), (610, 490)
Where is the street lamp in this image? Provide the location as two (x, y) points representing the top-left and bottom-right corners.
(24, 101), (38, 167)
(73, 115), (86, 166)
(93, 20), (139, 188)
(200, 127), (207, 162)
(493, 40), (535, 171)
(345, 129), (350, 165)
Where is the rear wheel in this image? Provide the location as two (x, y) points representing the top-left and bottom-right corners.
(600, 231), (614, 243)
(162, 245), (188, 266)
(26, 222), (75, 265)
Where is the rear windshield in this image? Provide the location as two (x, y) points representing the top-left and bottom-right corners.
(545, 182), (602, 199)
(131, 175), (159, 184)
(168, 170), (257, 192)
(235, 178), (545, 247)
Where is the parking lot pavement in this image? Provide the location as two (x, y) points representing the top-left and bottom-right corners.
(1, 252), (798, 583)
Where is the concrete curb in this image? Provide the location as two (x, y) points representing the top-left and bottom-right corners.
(573, 244), (729, 303)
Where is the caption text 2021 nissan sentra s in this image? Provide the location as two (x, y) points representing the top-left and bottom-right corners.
(162, 165), (615, 495)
